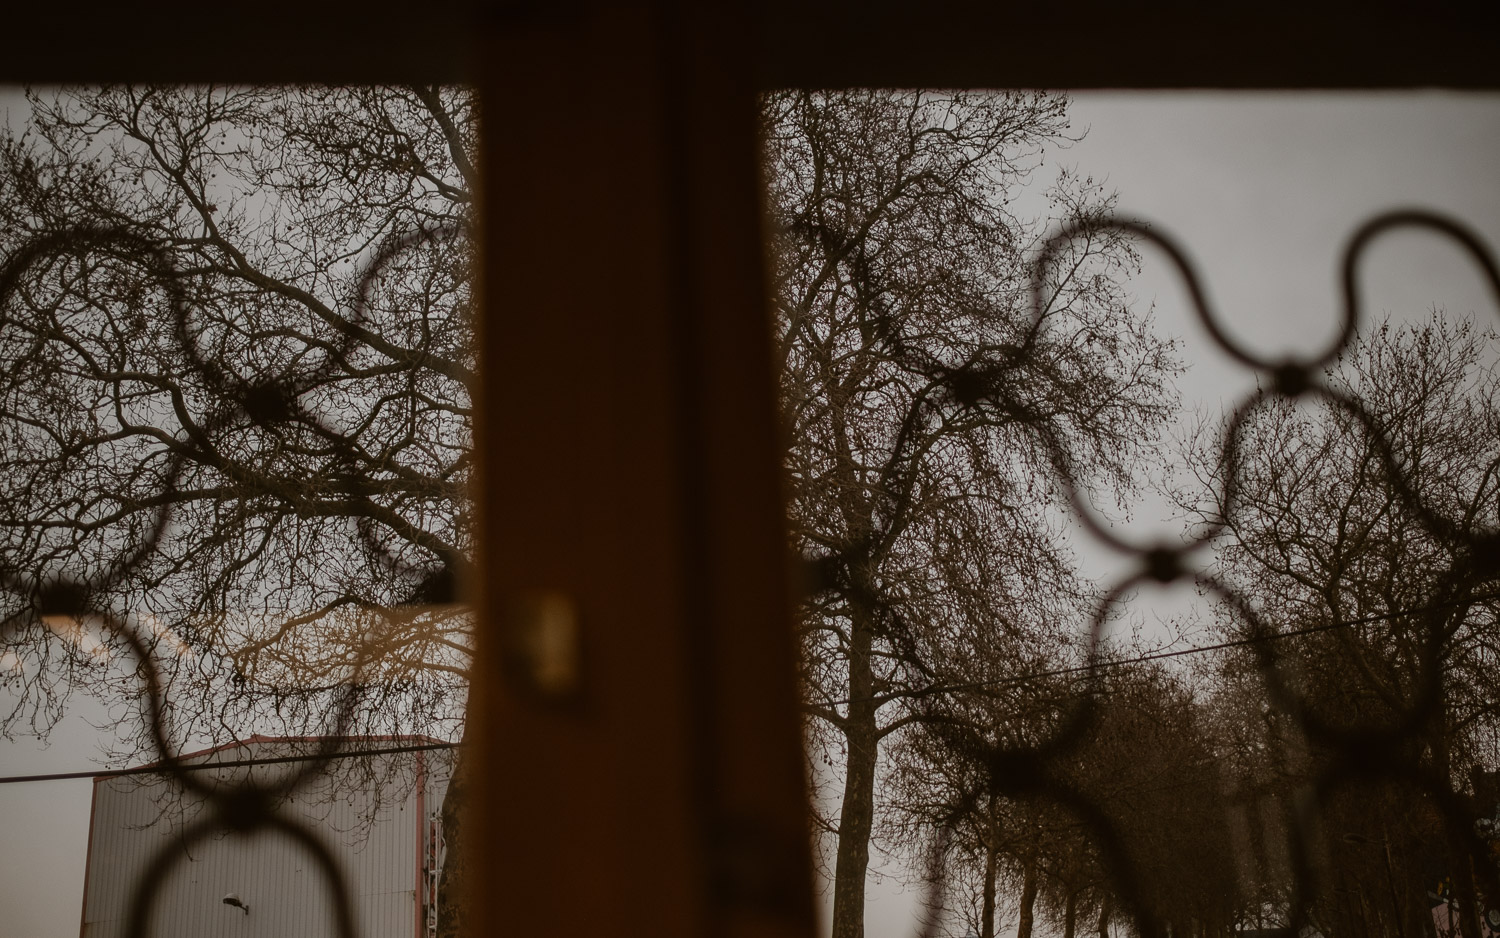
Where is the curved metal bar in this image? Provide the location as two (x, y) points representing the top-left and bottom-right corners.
(121, 803), (359, 938)
(0, 228), (194, 626)
(1217, 389), (1475, 747)
(122, 813), (222, 938)
(1342, 209), (1500, 337)
(261, 811), (362, 938)
(1028, 216), (1359, 372)
(1038, 415), (1228, 556)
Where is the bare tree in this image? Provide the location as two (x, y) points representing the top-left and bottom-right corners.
(0, 84), (476, 745)
(883, 663), (1073, 938)
(889, 659), (1238, 938)
(0, 84), (475, 933)
(763, 89), (1180, 938)
(1185, 313), (1500, 938)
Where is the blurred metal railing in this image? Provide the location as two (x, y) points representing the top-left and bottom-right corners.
(3, 195), (1499, 938)
(862, 211), (1500, 938)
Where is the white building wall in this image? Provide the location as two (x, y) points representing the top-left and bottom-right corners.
(79, 739), (451, 938)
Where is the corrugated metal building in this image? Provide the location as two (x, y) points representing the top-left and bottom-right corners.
(78, 735), (452, 938)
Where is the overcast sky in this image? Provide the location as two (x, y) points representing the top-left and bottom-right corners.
(3, 89), (1500, 938)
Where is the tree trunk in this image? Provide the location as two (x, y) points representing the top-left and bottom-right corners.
(981, 835), (998, 938)
(832, 615), (878, 938)
(1063, 888), (1078, 938)
(1098, 893), (1111, 938)
(436, 744), (469, 938)
(1016, 854), (1039, 938)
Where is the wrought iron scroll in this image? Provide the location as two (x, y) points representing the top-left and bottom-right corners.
(882, 210), (1500, 938)
(3, 205), (1499, 938)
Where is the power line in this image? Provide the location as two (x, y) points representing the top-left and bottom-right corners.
(7, 598), (1496, 783)
(0, 740), (458, 786)
(826, 590), (1500, 709)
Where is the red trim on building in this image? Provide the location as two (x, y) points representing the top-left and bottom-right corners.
(414, 751), (426, 938)
(130, 733), (450, 770)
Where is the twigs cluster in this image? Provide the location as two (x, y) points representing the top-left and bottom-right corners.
(0, 220), (466, 938)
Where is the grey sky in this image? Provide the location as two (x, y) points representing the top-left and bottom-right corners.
(3, 89), (1499, 938)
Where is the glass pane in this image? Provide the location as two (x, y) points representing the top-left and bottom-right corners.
(763, 89), (1500, 938)
(0, 85), (475, 938)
